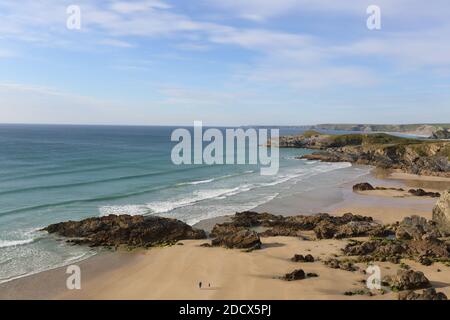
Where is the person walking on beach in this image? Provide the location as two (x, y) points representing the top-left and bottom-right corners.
(199, 282), (202, 289)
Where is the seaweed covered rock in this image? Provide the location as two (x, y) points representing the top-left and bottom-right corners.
(323, 258), (359, 272)
(211, 229), (261, 250)
(408, 189), (440, 198)
(433, 191), (450, 234)
(383, 270), (431, 291)
(353, 183), (375, 191)
(282, 269), (306, 281)
(395, 215), (442, 240)
(398, 288), (447, 300)
(343, 239), (408, 263)
(44, 214), (206, 248)
(218, 211), (379, 240)
(291, 254), (315, 263)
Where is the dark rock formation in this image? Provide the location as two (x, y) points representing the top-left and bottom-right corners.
(333, 221), (388, 239)
(44, 214), (206, 248)
(432, 129), (450, 140)
(383, 270), (431, 291)
(398, 288), (448, 300)
(214, 211), (382, 240)
(291, 254), (314, 263)
(343, 239), (408, 264)
(395, 215), (442, 240)
(280, 132), (450, 177)
(323, 258), (358, 272)
(433, 191), (450, 234)
(343, 232), (450, 265)
(211, 229), (262, 250)
(353, 183), (375, 191)
(408, 189), (440, 198)
(282, 269), (306, 281)
(407, 238), (450, 260)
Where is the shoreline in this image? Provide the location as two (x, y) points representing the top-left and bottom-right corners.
(1, 165), (449, 299)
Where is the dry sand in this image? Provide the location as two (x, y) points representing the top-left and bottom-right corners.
(1, 169), (449, 300)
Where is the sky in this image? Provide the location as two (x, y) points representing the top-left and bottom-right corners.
(0, 0), (450, 126)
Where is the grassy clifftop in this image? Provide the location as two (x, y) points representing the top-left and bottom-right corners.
(314, 124), (450, 136)
(278, 132), (450, 176)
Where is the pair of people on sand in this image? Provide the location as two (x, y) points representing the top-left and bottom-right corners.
(198, 282), (211, 289)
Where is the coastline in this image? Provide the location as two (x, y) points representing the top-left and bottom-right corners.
(1, 165), (449, 300)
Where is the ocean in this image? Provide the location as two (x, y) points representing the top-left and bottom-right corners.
(0, 124), (364, 283)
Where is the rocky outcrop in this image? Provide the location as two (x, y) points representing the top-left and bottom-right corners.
(398, 288), (448, 300)
(218, 211), (385, 240)
(323, 258), (358, 272)
(344, 240), (408, 264)
(211, 229), (261, 250)
(279, 131), (450, 177)
(282, 269), (306, 281)
(353, 183), (407, 193)
(353, 183), (375, 191)
(408, 189), (440, 198)
(291, 254), (315, 262)
(395, 216), (442, 240)
(432, 129), (450, 140)
(44, 215), (207, 248)
(433, 191), (450, 234)
(383, 270), (431, 291)
(343, 229), (450, 265)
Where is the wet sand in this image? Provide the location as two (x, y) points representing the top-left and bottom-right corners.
(1, 167), (449, 300)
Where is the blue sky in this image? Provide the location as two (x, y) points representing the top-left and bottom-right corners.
(0, 0), (449, 125)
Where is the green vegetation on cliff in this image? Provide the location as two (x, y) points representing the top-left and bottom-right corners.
(278, 131), (450, 177)
(314, 124), (450, 137)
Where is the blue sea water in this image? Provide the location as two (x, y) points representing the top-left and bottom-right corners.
(0, 124), (359, 283)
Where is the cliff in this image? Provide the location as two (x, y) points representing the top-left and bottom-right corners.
(276, 132), (450, 177)
(314, 124), (450, 137)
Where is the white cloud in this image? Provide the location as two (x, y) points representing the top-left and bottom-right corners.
(99, 38), (135, 48)
(204, 0), (450, 21)
(0, 49), (14, 58)
(110, 0), (171, 14)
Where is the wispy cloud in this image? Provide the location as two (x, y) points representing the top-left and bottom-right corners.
(1, 0), (450, 124)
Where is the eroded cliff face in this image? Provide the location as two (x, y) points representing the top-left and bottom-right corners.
(276, 132), (450, 177)
(433, 191), (450, 234)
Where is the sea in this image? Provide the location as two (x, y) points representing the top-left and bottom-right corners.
(0, 124), (367, 283)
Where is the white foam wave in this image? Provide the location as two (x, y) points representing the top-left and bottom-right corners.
(146, 188), (242, 214)
(0, 239), (34, 248)
(99, 162), (353, 217)
(177, 178), (214, 186)
(99, 205), (148, 216)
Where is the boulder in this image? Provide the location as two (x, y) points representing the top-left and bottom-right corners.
(383, 270), (431, 291)
(398, 288), (447, 300)
(291, 254), (315, 263)
(408, 189), (440, 198)
(395, 215), (442, 240)
(353, 183), (375, 191)
(44, 215), (206, 248)
(313, 220), (337, 239)
(334, 221), (385, 239)
(431, 129), (450, 140)
(323, 258), (358, 272)
(282, 269), (306, 281)
(343, 239), (408, 263)
(433, 191), (450, 234)
(211, 229), (261, 250)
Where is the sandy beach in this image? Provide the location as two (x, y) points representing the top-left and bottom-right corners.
(1, 167), (449, 300)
